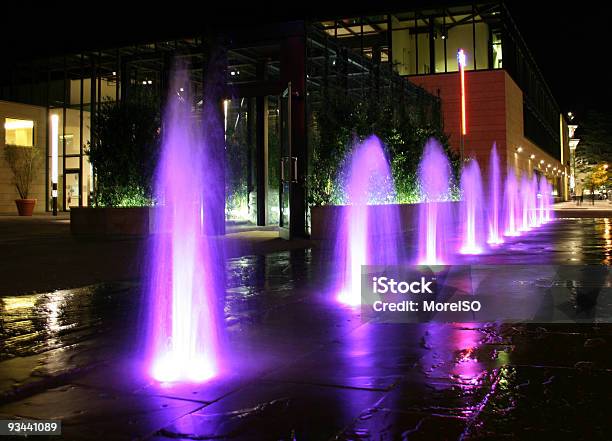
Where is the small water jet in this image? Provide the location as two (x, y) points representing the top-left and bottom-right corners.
(417, 139), (454, 264)
(459, 158), (485, 254)
(335, 136), (400, 306)
(144, 67), (224, 383)
(487, 144), (504, 245)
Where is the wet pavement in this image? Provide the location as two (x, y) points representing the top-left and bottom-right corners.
(1, 218), (612, 440)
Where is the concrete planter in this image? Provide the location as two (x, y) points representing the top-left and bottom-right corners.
(310, 201), (463, 240)
(70, 207), (153, 236)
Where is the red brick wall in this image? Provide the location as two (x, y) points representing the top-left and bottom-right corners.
(409, 70), (508, 181)
(409, 70), (568, 199)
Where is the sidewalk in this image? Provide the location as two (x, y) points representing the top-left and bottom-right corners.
(1, 218), (611, 440)
(0, 214), (313, 296)
(554, 200), (612, 217)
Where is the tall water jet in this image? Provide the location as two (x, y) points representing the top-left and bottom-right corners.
(540, 178), (554, 223)
(529, 174), (541, 228)
(459, 158), (485, 254)
(144, 67), (224, 383)
(487, 144), (503, 245)
(537, 177), (547, 225)
(503, 171), (521, 237)
(417, 139), (453, 264)
(335, 136), (400, 306)
(546, 179), (554, 221)
(519, 174), (533, 232)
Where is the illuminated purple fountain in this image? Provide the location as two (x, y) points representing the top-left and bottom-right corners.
(504, 172), (521, 237)
(541, 178), (554, 222)
(487, 144), (504, 245)
(459, 158), (485, 254)
(417, 139), (453, 264)
(520, 174), (533, 232)
(144, 68), (223, 383)
(530, 174), (541, 228)
(335, 135), (400, 306)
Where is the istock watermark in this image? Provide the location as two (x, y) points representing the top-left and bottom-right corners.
(361, 265), (612, 323)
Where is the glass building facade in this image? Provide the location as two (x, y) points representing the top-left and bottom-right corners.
(0, 2), (564, 233)
(0, 27), (441, 237)
(315, 2), (563, 160)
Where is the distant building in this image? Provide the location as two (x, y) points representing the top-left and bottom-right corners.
(316, 2), (570, 199)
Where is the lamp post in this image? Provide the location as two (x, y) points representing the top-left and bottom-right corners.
(50, 114), (59, 216)
(457, 49), (467, 162)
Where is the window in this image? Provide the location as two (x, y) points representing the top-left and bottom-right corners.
(492, 31), (502, 69)
(4, 118), (34, 147)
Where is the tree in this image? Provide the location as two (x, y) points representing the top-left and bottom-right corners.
(575, 111), (612, 203)
(88, 96), (160, 207)
(575, 110), (612, 173)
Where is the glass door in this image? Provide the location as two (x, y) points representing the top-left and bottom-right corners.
(65, 170), (80, 209)
(279, 84), (292, 239)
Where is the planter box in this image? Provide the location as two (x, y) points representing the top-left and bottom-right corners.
(71, 207), (153, 236)
(310, 202), (460, 240)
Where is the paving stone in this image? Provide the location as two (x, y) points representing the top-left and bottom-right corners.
(0, 384), (204, 441)
(157, 381), (383, 440)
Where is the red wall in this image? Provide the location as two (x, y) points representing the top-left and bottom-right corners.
(409, 70), (508, 179)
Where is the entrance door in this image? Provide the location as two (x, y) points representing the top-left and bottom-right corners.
(279, 84), (294, 239)
(65, 170), (80, 209)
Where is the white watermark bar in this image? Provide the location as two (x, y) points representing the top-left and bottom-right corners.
(361, 265), (612, 323)
(0, 420), (62, 436)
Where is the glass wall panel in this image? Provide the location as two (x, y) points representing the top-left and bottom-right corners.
(434, 31), (446, 73)
(267, 95), (280, 226)
(391, 15), (415, 75)
(65, 172), (80, 208)
(82, 111), (92, 204)
(65, 157), (80, 169)
(70, 78), (117, 106)
(225, 98), (252, 222)
(48, 107), (91, 210)
(416, 27), (431, 74)
(445, 23), (475, 72)
(475, 22), (489, 70)
(492, 30), (503, 69)
(64, 108), (82, 156)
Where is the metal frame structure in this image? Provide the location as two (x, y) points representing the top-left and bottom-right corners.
(0, 19), (442, 238)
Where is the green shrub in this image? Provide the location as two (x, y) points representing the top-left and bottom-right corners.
(88, 96), (160, 207)
(308, 86), (458, 207)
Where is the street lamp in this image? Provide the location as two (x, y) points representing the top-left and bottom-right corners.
(50, 114), (59, 216)
(457, 49), (467, 162)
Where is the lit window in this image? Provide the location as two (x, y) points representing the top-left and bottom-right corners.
(4, 118), (34, 147)
(492, 32), (502, 69)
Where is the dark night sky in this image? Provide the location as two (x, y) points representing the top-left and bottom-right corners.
(506, 1), (611, 116)
(3, 2), (609, 118)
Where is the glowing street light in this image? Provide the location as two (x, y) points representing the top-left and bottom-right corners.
(223, 99), (229, 142)
(50, 114), (59, 216)
(457, 49), (467, 161)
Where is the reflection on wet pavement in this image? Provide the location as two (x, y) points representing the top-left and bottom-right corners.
(0, 218), (611, 440)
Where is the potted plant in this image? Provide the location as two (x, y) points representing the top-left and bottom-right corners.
(4, 144), (40, 216)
